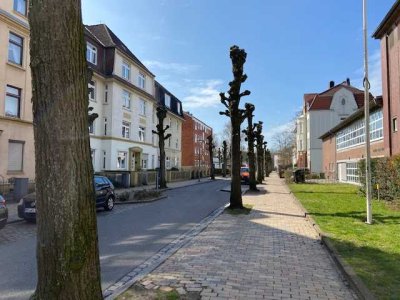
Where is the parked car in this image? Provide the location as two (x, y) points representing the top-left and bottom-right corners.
(240, 167), (250, 183)
(18, 176), (115, 222)
(0, 195), (8, 229)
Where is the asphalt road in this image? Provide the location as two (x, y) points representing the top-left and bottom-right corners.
(0, 180), (229, 300)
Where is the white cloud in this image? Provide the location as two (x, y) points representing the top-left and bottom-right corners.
(183, 79), (224, 108)
(143, 60), (199, 74)
(353, 49), (382, 96)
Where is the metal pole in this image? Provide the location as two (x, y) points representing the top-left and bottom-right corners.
(363, 0), (373, 224)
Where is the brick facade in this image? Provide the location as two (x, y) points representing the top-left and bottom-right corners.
(181, 112), (212, 170)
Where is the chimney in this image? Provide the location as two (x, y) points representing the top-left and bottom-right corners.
(329, 81), (335, 88)
(346, 78), (351, 86)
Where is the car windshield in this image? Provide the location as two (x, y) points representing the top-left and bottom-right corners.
(94, 177), (104, 185)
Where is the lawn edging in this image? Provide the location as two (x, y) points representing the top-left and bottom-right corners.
(284, 182), (376, 300)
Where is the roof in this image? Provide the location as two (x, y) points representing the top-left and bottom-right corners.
(154, 81), (185, 119)
(85, 24), (154, 76)
(373, 0), (400, 39)
(305, 81), (370, 111)
(319, 96), (383, 140)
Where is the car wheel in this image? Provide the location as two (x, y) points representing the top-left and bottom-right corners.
(104, 196), (114, 211)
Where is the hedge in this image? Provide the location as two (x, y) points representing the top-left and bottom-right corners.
(358, 155), (400, 201)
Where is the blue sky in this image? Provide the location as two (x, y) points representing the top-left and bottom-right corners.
(82, 0), (394, 146)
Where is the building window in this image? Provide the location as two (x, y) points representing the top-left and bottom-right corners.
(346, 162), (359, 183)
(122, 90), (131, 109)
(122, 121), (130, 139)
(177, 102), (181, 114)
(176, 139), (178, 149)
(117, 151), (127, 169)
(8, 140), (24, 172)
(5, 85), (21, 118)
(122, 61), (131, 80)
(139, 126), (145, 142)
(86, 42), (97, 65)
(104, 117), (108, 135)
(89, 119), (95, 134)
(166, 157), (170, 169)
(8, 33), (23, 65)
(138, 72), (146, 89)
(336, 109), (383, 150)
(102, 151), (106, 170)
(88, 80), (96, 101)
(91, 149), (95, 168)
(168, 137), (171, 148)
(142, 154), (149, 169)
(393, 117), (398, 133)
(104, 84), (108, 104)
(14, 0), (27, 15)
(165, 94), (171, 108)
(140, 99), (146, 116)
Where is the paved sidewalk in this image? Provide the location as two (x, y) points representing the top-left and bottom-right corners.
(124, 173), (355, 299)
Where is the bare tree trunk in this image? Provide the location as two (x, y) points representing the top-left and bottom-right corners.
(207, 135), (215, 180)
(255, 122), (264, 183)
(222, 141), (227, 177)
(29, 1), (102, 299)
(243, 103), (257, 191)
(153, 107), (171, 189)
(219, 46), (250, 209)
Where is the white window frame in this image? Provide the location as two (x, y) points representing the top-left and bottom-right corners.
(122, 90), (131, 109)
(89, 80), (96, 101)
(165, 94), (171, 108)
(89, 119), (95, 135)
(140, 99), (146, 116)
(86, 42), (97, 65)
(139, 126), (146, 142)
(14, 0), (27, 16)
(104, 84), (108, 104)
(122, 121), (130, 139)
(102, 150), (107, 170)
(117, 151), (127, 169)
(122, 61), (131, 80)
(138, 72), (146, 89)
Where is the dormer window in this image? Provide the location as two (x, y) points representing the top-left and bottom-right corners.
(177, 102), (181, 114)
(86, 42), (97, 65)
(165, 94), (171, 108)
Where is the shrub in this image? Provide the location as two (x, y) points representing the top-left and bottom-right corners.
(284, 170), (293, 184)
(118, 191), (131, 202)
(359, 155), (400, 201)
(134, 189), (162, 200)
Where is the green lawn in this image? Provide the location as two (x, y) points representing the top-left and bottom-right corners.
(289, 183), (400, 300)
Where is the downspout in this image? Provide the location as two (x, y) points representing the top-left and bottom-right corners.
(386, 34), (392, 156)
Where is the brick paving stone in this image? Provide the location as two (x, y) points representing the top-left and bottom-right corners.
(134, 173), (357, 299)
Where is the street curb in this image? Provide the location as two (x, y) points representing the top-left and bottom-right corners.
(163, 178), (216, 191)
(115, 195), (168, 205)
(103, 202), (229, 299)
(285, 183), (376, 300)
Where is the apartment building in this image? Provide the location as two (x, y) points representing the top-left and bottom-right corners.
(320, 98), (384, 184)
(373, 0), (400, 157)
(154, 81), (184, 170)
(181, 112), (213, 171)
(295, 79), (369, 173)
(84, 24), (159, 172)
(0, 0), (34, 181)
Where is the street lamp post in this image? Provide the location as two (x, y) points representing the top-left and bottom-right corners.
(363, 0), (373, 224)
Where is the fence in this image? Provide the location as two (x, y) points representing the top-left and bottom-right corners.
(0, 178), (35, 202)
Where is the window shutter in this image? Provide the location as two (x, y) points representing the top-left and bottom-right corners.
(8, 142), (23, 171)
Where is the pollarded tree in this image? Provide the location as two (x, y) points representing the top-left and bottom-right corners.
(152, 106), (171, 189)
(242, 103), (258, 191)
(207, 135), (215, 180)
(264, 148), (273, 177)
(222, 140), (228, 177)
(262, 141), (267, 180)
(29, 1), (103, 298)
(254, 121), (265, 183)
(219, 45), (251, 209)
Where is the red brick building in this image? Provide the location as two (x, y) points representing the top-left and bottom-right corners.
(373, 1), (400, 156)
(320, 98), (384, 184)
(181, 112), (213, 171)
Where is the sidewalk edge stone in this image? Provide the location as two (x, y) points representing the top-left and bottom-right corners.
(284, 180), (376, 300)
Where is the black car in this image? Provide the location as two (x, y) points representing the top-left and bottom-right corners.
(0, 195), (8, 229)
(18, 176), (115, 222)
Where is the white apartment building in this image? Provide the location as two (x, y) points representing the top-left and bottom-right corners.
(295, 80), (368, 173)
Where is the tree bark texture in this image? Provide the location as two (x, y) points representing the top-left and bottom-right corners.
(207, 135), (215, 180)
(152, 107), (171, 189)
(222, 141), (227, 177)
(29, 1), (103, 299)
(243, 103), (257, 191)
(219, 46), (251, 209)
